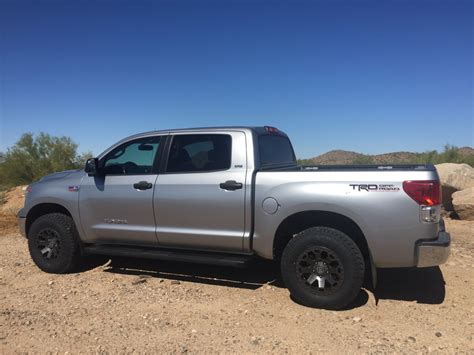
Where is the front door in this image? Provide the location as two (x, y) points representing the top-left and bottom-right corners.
(154, 132), (247, 252)
(79, 135), (164, 245)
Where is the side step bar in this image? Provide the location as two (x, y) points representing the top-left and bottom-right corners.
(83, 245), (253, 268)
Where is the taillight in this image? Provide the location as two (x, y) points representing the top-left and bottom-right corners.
(25, 185), (33, 193)
(402, 180), (441, 206)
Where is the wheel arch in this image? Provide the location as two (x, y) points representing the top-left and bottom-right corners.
(25, 203), (73, 237)
(273, 210), (370, 262)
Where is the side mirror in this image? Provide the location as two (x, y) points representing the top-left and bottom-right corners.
(85, 158), (99, 176)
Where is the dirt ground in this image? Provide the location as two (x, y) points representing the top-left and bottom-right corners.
(0, 217), (473, 354)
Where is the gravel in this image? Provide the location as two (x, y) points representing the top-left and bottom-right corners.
(0, 219), (473, 353)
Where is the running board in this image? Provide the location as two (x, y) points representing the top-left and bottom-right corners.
(83, 245), (253, 268)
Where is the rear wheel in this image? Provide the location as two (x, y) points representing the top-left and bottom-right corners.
(28, 213), (82, 273)
(281, 226), (365, 310)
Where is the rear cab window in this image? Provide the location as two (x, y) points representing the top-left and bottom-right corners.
(258, 134), (296, 167)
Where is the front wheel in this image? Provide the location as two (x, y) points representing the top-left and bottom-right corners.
(28, 213), (82, 273)
(281, 227), (365, 310)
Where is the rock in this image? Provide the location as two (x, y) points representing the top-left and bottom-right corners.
(436, 163), (474, 190)
(408, 336), (416, 342)
(131, 278), (147, 285)
(452, 188), (474, 220)
(170, 280), (181, 285)
(436, 164), (474, 210)
(435, 332), (442, 337)
(352, 317), (362, 323)
(251, 336), (264, 345)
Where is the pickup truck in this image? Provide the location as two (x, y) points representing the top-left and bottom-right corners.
(18, 126), (450, 309)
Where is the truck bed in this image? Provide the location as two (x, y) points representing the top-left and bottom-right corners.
(260, 164), (436, 172)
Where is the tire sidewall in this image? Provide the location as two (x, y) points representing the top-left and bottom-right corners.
(281, 227), (364, 309)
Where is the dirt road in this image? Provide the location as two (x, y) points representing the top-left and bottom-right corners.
(0, 218), (473, 353)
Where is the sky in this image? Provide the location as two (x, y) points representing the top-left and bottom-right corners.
(0, 0), (472, 158)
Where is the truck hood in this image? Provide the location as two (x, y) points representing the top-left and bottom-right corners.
(39, 169), (84, 182)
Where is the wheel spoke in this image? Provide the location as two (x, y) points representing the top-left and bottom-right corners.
(41, 247), (51, 256)
(316, 276), (325, 289)
(307, 273), (318, 285)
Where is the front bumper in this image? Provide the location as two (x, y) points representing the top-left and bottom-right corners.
(416, 221), (451, 268)
(17, 208), (27, 238)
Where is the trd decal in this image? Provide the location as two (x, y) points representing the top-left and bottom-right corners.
(349, 184), (400, 192)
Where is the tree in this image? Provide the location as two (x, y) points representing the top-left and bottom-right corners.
(0, 132), (92, 188)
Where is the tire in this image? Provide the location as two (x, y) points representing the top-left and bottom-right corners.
(281, 227), (365, 310)
(27, 213), (82, 273)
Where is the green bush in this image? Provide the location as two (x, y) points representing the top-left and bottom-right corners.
(411, 145), (474, 166)
(0, 133), (92, 188)
(297, 145), (473, 167)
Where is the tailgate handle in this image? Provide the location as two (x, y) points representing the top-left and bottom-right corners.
(133, 181), (153, 190)
(219, 180), (243, 191)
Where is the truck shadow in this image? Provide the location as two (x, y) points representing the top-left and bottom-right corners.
(103, 257), (283, 290)
(100, 258), (445, 308)
(371, 267), (446, 305)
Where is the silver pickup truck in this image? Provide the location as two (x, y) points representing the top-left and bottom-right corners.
(18, 126), (450, 309)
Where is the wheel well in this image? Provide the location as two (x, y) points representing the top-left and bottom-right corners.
(273, 211), (370, 261)
(25, 203), (72, 237)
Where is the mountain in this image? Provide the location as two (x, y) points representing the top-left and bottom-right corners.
(303, 146), (474, 165)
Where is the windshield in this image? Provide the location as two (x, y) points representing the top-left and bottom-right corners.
(258, 134), (296, 167)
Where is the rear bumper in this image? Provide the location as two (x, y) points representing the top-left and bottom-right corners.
(416, 221), (451, 268)
(17, 208), (27, 238)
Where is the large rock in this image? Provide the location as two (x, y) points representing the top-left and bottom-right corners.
(435, 163), (474, 210)
(452, 187), (474, 221)
(436, 163), (474, 190)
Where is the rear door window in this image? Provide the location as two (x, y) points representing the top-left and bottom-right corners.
(166, 134), (231, 173)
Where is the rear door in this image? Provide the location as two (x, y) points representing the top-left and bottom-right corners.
(154, 131), (247, 252)
(79, 135), (165, 245)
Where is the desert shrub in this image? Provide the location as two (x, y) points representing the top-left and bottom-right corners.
(0, 190), (6, 206)
(412, 145), (473, 166)
(352, 156), (375, 165)
(296, 158), (314, 166)
(297, 145), (473, 167)
(0, 133), (92, 188)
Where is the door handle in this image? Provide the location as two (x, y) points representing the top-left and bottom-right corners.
(219, 180), (243, 191)
(133, 181), (153, 190)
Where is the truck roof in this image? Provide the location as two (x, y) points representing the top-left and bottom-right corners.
(122, 126), (289, 141)
(97, 126), (290, 159)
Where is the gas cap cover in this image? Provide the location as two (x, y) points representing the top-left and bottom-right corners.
(262, 197), (279, 214)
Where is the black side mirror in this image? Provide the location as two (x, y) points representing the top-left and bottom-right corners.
(85, 158), (99, 176)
